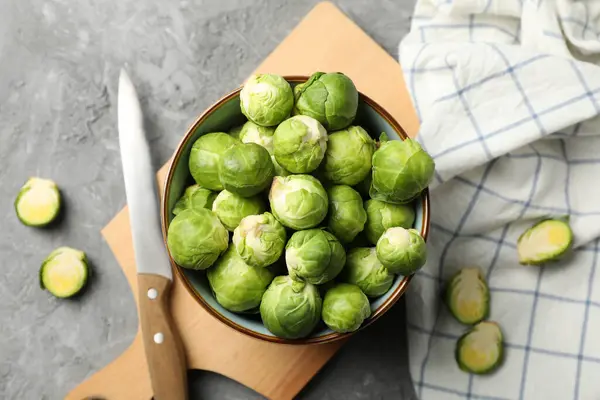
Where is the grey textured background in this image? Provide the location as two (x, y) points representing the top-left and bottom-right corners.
(0, 0), (418, 398)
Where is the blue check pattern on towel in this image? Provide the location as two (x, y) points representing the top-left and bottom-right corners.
(399, 1), (600, 399)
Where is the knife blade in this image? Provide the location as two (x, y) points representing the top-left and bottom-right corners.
(117, 68), (188, 400)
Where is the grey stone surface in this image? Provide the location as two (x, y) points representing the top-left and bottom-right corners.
(0, 0), (417, 398)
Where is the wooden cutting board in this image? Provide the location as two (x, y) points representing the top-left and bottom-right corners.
(65, 2), (419, 399)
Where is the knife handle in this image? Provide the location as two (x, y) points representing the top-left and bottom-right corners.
(137, 273), (188, 400)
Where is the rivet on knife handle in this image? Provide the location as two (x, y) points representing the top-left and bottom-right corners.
(138, 273), (188, 400)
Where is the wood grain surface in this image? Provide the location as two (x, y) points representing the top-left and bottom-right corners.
(65, 2), (419, 399)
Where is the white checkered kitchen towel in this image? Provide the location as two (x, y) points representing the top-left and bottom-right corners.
(399, 1), (600, 399)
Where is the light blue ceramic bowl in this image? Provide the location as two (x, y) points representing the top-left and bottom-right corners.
(161, 76), (430, 344)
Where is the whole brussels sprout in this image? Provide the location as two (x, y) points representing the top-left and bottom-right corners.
(326, 185), (367, 244)
(239, 121), (275, 150)
(239, 121), (290, 176)
(207, 247), (274, 313)
(293, 72), (358, 131)
(286, 229), (346, 285)
(321, 126), (375, 185)
(240, 74), (294, 127)
(341, 247), (393, 297)
(376, 227), (426, 275)
(219, 143), (274, 197)
(212, 190), (266, 231)
(269, 175), (328, 230)
(233, 212), (286, 268)
(260, 275), (322, 339)
(167, 208), (229, 270)
(364, 199), (415, 245)
(273, 115), (328, 174)
(189, 132), (239, 191)
(322, 283), (371, 333)
(370, 139), (435, 204)
(172, 184), (216, 216)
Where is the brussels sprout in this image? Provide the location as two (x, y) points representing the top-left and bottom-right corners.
(260, 275), (322, 339)
(517, 218), (573, 265)
(189, 132), (239, 191)
(233, 212), (286, 268)
(167, 208), (229, 270)
(172, 184), (217, 216)
(341, 247), (393, 297)
(293, 72), (358, 131)
(370, 139), (435, 204)
(379, 132), (389, 143)
(212, 190), (266, 232)
(239, 121), (275, 150)
(14, 177), (61, 227)
(219, 143), (274, 197)
(353, 173), (372, 199)
(286, 229), (346, 285)
(364, 199), (415, 245)
(39, 247), (88, 298)
(229, 124), (243, 139)
(240, 74), (294, 127)
(322, 283), (371, 333)
(456, 321), (504, 374)
(207, 247), (274, 313)
(238, 120), (290, 176)
(326, 185), (367, 244)
(445, 267), (489, 325)
(375, 227), (426, 275)
(269, 175), (328, 230)
(321, 126), (375, 185)
(273, 115), (328, 174)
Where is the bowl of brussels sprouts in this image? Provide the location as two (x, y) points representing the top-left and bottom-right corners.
(161, 73), (433, 344)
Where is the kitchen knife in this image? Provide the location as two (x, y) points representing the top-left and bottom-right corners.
(117, 68), (188, 400)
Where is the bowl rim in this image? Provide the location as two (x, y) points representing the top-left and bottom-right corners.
(161, 75), (431, 345)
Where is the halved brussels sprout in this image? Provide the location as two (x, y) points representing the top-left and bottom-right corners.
(207, 247), (274, 313)
(212, 190), (266, 232)
(273, 115), (328, 174)
(445, 267), (490, 325)
(260, 275), (322, 339)
(167, 208), (229, 270)
(364, 199), (415, 245)
(172, 184), (216, 215)
(15, 177), (61, 227)
(326, 185), (367, 244)
(375, 227), (426, 275)
(240, 74), (293, 127)
(189, 132), (239, 191)
(219, 142), (274, 197)
(293, 72), (358, 131)
(456, 321), (504, 374)
(233, 212), (286, 268)
(321, 126), (375, 185)
(517, 219), (573, 265)
(39, 247), (88, 298)
(268, 175), (328, 230)
(322, 283), (371, 333)
(341, 247), (394, 297)
(286, 229), (346, 285)
(370, 139), (435, 204)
